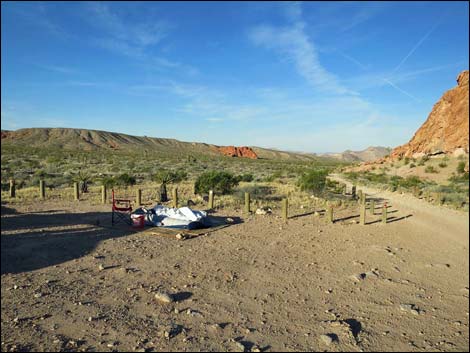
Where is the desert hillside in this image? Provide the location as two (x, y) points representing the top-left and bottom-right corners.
(1, 128), (326, 162)
(391, 70), (469, 159)
(320, 146), (391, 162)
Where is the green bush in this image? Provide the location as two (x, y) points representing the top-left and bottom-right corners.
(425, 166), (438, 174)
(194, 171), (239, 195)
(457, 161), (466, 174)
(438, 162), (447, 168)
(153, 169), (187, 184)
(409, 163), (416, 168)
(297, 169), (328, 194)
(404, 157), (410, 165)
(115, 173), (136, 186)
(237, 173), (254, 182)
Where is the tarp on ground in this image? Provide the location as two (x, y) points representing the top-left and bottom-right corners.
(132, 205), (209, 230)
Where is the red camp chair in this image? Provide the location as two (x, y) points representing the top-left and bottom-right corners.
(111, 189), (133, 226)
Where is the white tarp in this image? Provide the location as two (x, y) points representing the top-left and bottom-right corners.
(152, 205), (207, 228)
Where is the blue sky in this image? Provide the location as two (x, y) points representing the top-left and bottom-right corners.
(1, 1), (468, 153)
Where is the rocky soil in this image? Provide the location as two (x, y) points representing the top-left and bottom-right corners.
(1, 181), (469, 352)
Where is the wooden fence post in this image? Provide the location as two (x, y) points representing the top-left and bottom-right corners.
(351, 185), (356, 199)
(101, 185), (106, 204)
(370, 199), (375, 215)
(282, 198), (288, 222)
(172, 187), (178, 208)
(357, 190), (363, 203)
(208, 190), (214, 210)
(74, 182), (79, 201)
(382, 204), (388, 224)
(9, 179), (15, 198)
(39, 180), (45, 199)
(245, 192), (251, 214)
(360, 202), (366, 225)
(136, 188), (142, 207)
(326, 203), (334, 223)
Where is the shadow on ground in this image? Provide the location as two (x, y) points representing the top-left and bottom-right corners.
(1, 205), (240, 275)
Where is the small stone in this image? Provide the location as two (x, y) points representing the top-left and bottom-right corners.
(320, 334), (334, 346)
(98, 264), (105, 271)
(234, 341), (245, 352)
(251, 345), (261, 352)
(154, 291), (173, 304)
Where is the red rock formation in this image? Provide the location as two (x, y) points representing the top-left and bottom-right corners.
(217, 146), (258, 159)
(390, 70), (469, 159)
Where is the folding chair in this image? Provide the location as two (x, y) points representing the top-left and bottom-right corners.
(111, 189), (133, 226)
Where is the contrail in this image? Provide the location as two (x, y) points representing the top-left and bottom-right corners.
(392, 14), (446, 74)
(382, 78), (421, 102)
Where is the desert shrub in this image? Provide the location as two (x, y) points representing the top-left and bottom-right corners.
(457, 161), (466, 174)
(409, 163), (416, 168)
(404, 157), (410, 165)
(115, 173), (136, 186)
(425, 166), (438, 174)
(237, 173), (254, 182)
(297, 169), (328, 194)
(448, 172), (469, 183)
(438, 162), (447, 168)
(153, 169), (187, 184)
(234, 184), (274, 201)
(194, 171), (239, 195)
(98, 176), (116, 188)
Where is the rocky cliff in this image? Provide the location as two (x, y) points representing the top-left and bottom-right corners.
(216, 146), (258, 159)
(391, 70), (469, 158)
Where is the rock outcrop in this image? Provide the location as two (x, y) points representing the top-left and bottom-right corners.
(390, 70), (469, 159)
(216, 146), (258, 159)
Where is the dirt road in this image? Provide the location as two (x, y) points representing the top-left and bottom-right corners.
(1, 186), (469, 352)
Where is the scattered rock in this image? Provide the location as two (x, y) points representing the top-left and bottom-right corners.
(154, 291), (173, 304)
(320, 334), (337, 346)
(400, 304), (425, 315)
(175, 233), (188, 240)
(256, 207), (272, 215)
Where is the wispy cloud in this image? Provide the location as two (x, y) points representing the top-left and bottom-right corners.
(82, 2), (197, 75)
(248, 3), (354, 95)
(7, 2), (67, 38)
(34, 64), (79, 75)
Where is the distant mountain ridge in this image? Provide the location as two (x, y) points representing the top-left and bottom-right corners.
(1, 127), (334, 162)
(319, 146), (392, 162)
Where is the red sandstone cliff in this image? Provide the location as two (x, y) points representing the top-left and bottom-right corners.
(391, 70), (469, 158)
(216, 146), (258, 159)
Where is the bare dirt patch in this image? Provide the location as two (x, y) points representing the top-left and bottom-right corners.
(1, 187), (468, 352)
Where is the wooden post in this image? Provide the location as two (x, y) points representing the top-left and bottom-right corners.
(282, 198), (288, 222)
(326, 203), (333, 223)
(208, 190), (214, 209)
(382, 204), (387, 224)
(101, 185), (106, 204)
(357, 190), (363, 203)
(136, 188), (142, 207)
(9, 179), (15, 198)
(370, 199), (375, 215)
(342, 183), (347, 195)
(351, 185), (356, 199)
(172, 187), (178, 208)
(73, 182), (79, 201)
(359, 202), (366, 225)
(245, 192), (250, 214)
(39, 180), (45, 199)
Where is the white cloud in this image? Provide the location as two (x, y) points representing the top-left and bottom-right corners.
(248, 2), (356, 96)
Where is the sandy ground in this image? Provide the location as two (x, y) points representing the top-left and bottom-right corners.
(1, 180), (469, 352)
